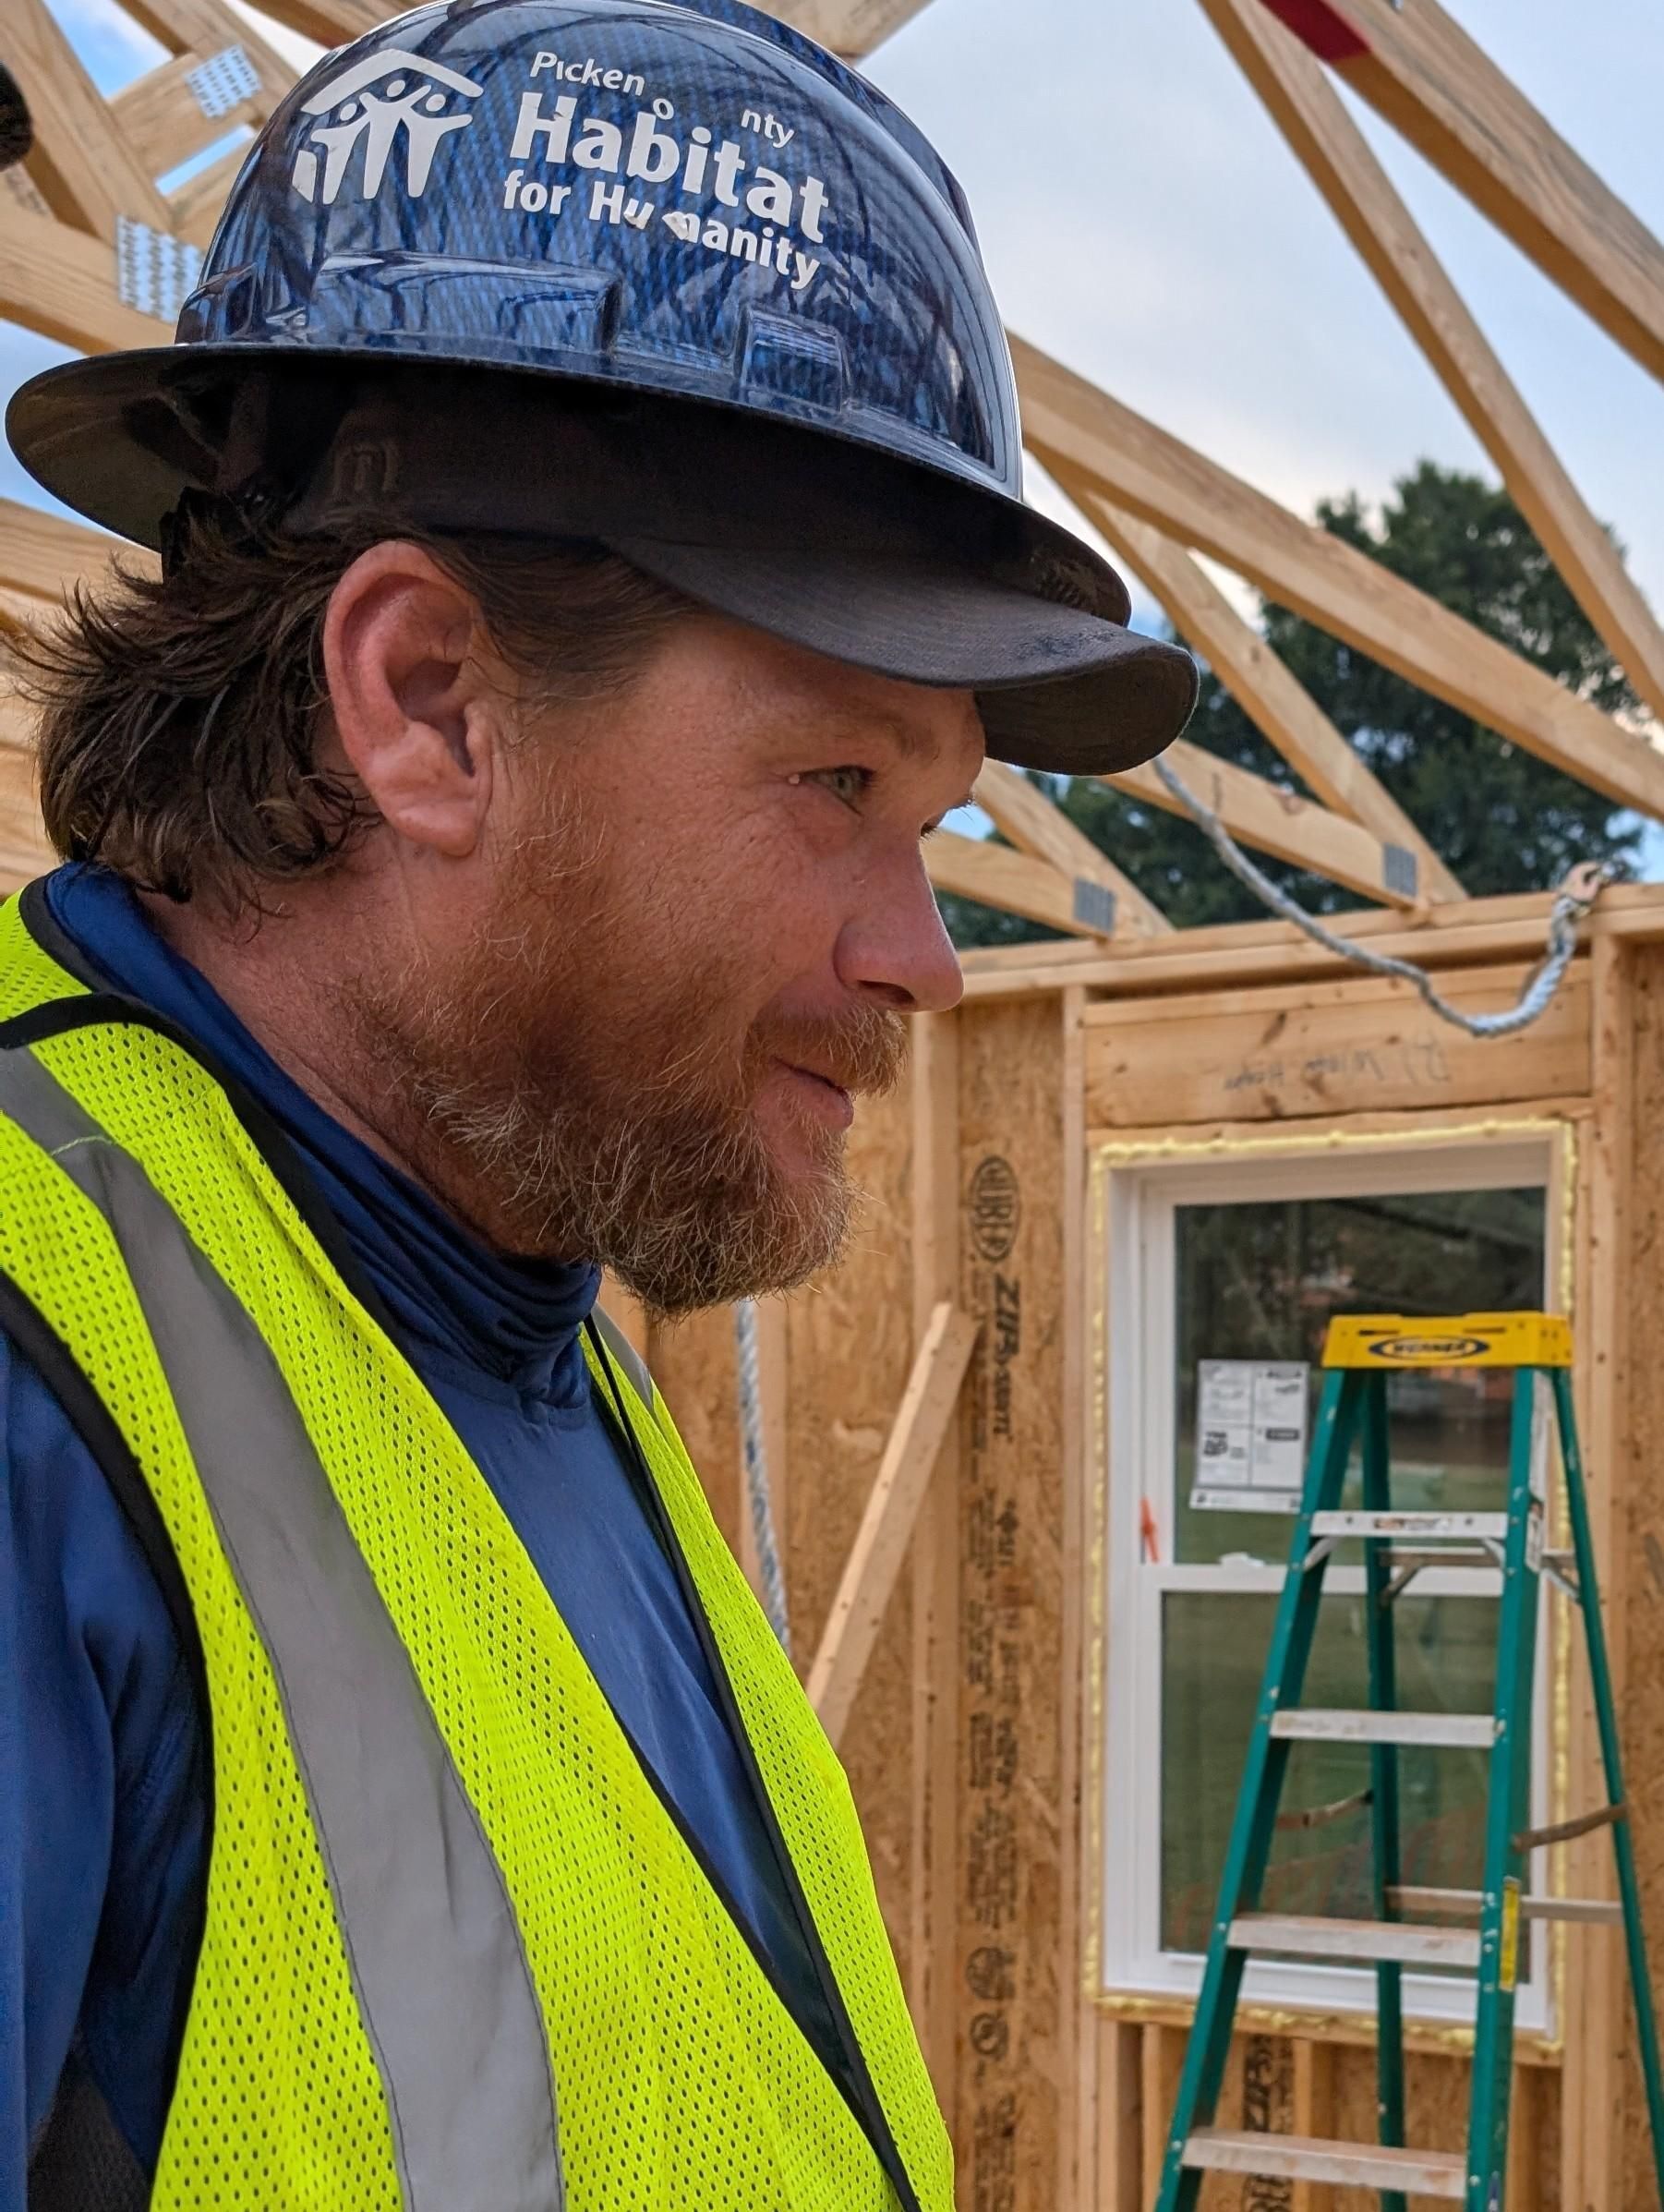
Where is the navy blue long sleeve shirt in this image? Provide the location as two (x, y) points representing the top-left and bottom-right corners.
(2, 864), (835, 2196)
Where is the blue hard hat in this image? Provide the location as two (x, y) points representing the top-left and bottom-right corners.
(6, 0), (1196, 773)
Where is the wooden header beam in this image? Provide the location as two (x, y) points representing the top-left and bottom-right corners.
(1071, 485), (1464, 903)
(952, 879), (1664, 1004)
(1015, 335), (1664, 822)
(1264, 0), (1664, 388)
(1204, 0), (1664, 734)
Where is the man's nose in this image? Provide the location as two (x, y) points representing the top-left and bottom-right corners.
(834, 847), (965, 1015)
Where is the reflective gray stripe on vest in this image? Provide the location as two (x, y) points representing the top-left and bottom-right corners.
(0, 1047), (563, 2212)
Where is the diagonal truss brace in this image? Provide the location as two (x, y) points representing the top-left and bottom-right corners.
(1104, 736), (1420, 910)
(13, 0), (175, 241)
(1067, 482), (1463, 901)
(926, 830), (1121, 941)
(975, 757), (1172, 936)
(1263, 0), (1664, 388)
(1206, 0), (1664, 733)
(1015, 335), (1664, 822)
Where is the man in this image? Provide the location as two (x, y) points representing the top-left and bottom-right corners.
(0, 1), (1195, 2205)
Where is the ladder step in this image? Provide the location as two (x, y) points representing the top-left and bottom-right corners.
(1390, 1883), (1623, 1928)
(1310, 1510), (1508, 1541)
(1183, 2129), (1466, 2196)
(1272, 1709), (1499, 1747)
(1230, 1912), (1480, 1967)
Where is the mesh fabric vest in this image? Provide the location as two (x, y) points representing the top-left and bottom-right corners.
(0, 889), (952, 2212)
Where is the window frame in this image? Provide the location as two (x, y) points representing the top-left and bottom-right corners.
(1099, 1132), (1558, 2033)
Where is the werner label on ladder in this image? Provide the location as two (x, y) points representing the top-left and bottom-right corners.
(1154, 1311), (1664, 2212)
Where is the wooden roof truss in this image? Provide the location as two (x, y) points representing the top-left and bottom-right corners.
(1, 0), (1660, 947)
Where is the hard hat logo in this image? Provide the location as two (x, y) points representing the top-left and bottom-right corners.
(291, 49), (484, 207)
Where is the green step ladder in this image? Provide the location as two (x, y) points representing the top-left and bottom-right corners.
(1155, 1311), (1664, 2211)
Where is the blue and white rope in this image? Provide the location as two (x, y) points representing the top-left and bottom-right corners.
(734, 1298), (791, 1652)
(1152, 752), (1605, 1039)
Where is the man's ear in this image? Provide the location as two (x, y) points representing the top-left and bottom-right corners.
(321, 540), (500, 859)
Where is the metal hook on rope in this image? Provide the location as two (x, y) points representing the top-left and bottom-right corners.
(1151, 753), (1610, 1040)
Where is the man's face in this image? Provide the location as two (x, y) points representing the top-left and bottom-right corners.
(350, 611), (982, 1313)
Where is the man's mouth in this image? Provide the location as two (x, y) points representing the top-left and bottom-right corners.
(775, 1058), (855, 1130)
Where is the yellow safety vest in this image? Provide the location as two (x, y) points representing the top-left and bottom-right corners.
(0, 886), (951, 2212)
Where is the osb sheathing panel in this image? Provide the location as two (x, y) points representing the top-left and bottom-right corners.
(1619, 940), (1664, 2206)
(957, 997), (1068, 2209)
(1325, 2048), (1464, 2212)
(1190, 2036), (1288, 2211)
(1122, 2033), (1557, 2212)
(784, 1078), (919, 1973)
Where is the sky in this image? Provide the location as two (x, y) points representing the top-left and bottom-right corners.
(5, 0), (1663, 863)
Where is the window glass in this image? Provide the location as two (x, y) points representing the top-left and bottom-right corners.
(1157, 1180), (1545, 1968)
(1160, 1590), (1525, 1973)
(1172, 1189), (1546, 1566)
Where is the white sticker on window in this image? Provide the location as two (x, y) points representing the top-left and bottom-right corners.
(1190, 1360), (1309, 1513)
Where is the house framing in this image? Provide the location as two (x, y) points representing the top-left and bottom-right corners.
(3, 0), (1663, 2202)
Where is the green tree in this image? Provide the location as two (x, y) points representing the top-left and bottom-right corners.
(940, 463), (1646, 948)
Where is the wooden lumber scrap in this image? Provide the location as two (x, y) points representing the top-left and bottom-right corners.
(806, 1299), (978, 1747)
(907, 1011), (962, 2093)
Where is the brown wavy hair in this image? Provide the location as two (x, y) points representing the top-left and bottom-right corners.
(13, 507), (689, 914)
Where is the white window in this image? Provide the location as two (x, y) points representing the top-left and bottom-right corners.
(1100, 1136), (1557, 2033)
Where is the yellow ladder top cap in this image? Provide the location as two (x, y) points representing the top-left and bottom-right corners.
(1322, 1313), (1573, 1370)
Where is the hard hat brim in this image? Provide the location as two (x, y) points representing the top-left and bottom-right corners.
(6, 343), (1195, 775)
(608, 537), (1198, 777)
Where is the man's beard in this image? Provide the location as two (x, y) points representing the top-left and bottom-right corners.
(343, 847), (906, 1318)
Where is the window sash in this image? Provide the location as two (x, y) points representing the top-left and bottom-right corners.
(1100, 1136), (1555, 2032)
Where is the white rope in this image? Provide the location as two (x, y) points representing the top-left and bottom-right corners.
(734, 1298), (791, 1652)
(1152, 752), (1608, 1038)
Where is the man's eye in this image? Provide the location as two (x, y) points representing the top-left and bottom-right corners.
(810, 766), (871, 808)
